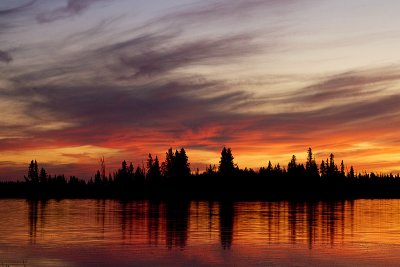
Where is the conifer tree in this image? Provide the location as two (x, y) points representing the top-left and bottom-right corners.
(218, 147), (235, 176)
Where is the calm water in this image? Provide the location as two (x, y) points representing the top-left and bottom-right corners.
(0, 199), (400, 266)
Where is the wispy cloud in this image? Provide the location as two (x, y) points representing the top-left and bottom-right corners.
(144, 0), (299, 29)
(0, 0), (36, 16)
(0, 0), (36, 36)
(2, 0), (400, 178)
(292, 69), (400, 105)
(36, 0), (105, 23)
(0, 50), (12, 63)
(117, 34), (262, 78)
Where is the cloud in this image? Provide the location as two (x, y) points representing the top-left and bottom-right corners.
(0, 77), (252, 151)
(0, 0), (36, 16)
(36, 0), (105, 23)
(117, 34), (262, 78)
(2, 67), (400, 178)
(0, 50), (12, 63)
(2, 0), (400, 178)
(143, 0), (299, 30)
(4, 69), (400, 153)
(0, 0), (36, 36)
(291, 69), (400, 105)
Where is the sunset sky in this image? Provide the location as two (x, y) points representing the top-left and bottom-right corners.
(1, 0), (400, 179)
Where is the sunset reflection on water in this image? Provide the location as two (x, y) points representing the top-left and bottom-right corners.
(0, 199), (400, 266)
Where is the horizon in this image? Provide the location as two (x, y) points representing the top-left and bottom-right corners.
(2, 0), (400, 180)
(2, 146), (394, 181)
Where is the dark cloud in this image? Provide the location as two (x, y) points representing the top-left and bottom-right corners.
(0, 77), (255, 151)
(0, 50), (12, 63)
(295, 70), (400, 104)
(0, 0), (36, 36)
(2, 66), (400, 179)
(321, 94), (400, 124)
(36, 0), (105, 23)
(118, 34), (261, 78)
(9, 0), (282, 84)
(3, 71), (400, 153)
(9, 28), (264, 84)
(0, 0), (36, 16)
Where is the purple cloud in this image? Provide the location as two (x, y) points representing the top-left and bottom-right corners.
(0, 0), (35, 16)
(0, 50), (12, 63)
(118, 34), (261, 78)
(36, 0), (105, 23)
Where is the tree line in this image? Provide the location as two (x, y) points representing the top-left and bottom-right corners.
(2, 147), (400, 199)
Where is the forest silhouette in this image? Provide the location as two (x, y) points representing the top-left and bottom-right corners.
(1, 147), (400, 200)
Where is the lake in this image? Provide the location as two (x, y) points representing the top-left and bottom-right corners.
(0, 199), (399, 266)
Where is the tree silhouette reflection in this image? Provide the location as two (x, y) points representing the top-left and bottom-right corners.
(117, 201), (146, 240)
(165, 201), (190, 249)
(147, 201), (161, 246)
(23, 199), (357, 251)
(259, 201), (355, 249)
(95, 199), (106, 240)
(306, 202), (318, 249)
(27, 200), (47, 244)
(219, 202), (234, 250)
(27, 200), (38, 244)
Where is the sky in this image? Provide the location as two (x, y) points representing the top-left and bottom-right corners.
(1, 0), (400, 180)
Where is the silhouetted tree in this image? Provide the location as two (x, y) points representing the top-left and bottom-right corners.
(11, 146), (400, 200)
(306, 148), (319, 179)
(147, 154), (154, 172)
(115, 160), (129, 186)
(147, 154), (161, 184)
(135, 166), (145, 185)
(348, 166), (355, 179)
(274, 163), (282, 175)
(287, 155), (306, 180)
(320, 160), (327, 177)
(218, 147), (235, 176)
(340, 160), (345, 178)
(206, 164), (214, 175)
(163, 148), (191, 182)
(177, 148), (190, 177)
(53, 174), (67, 186)
(129, 162), (134, 176)
(163, 148), (175, 178)
(288, 155), (297, 174)
(39, 167), (47, 184)
(100, 156), (106, 183)
(122, 160), (127, 173)
(25, 160), (39, 184)
(94, 170), (102, 185)
(267, 161), (273, 174)
(327, 153), (339, 180)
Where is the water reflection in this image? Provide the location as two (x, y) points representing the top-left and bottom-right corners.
(279, 201), (354, 248)
(118, 201), (146, 240)
(95, 199), (106, 240)
(10, 199), (400, 266)
(27, 200), (47, 244)
(306, 201), (317, 249)
(219, 202), (234, 250)
(165, 201), (190, 249)
(24, 200), (359, 249)
(147, 201), (160, 246)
